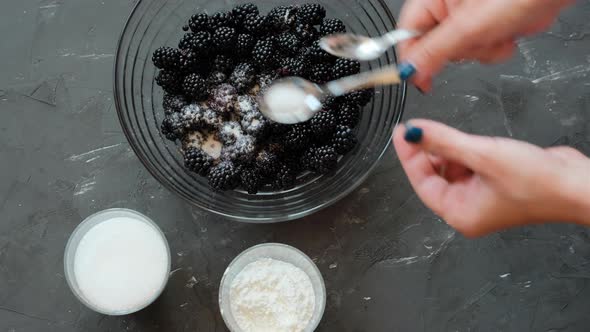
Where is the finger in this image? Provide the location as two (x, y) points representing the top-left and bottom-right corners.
(397, 0), (452, 90)
(546, 146), (587, 161)
(444, 161), (473, 182)
(401, 119), (503, 176)
(427, 153), (473, 181)
(398, 0), (445, 33)
(393, 125), (450, 215)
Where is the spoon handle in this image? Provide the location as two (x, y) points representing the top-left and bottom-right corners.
(380, 29), (422, 48)
(324, 65), (404, 96)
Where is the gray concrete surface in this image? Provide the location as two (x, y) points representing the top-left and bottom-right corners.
(1, 0), (590, 331)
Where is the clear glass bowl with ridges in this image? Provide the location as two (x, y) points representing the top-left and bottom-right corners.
(114, 0), (407, 222)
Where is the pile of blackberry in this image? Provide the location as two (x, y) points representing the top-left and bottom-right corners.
(153, 3), (373, 194)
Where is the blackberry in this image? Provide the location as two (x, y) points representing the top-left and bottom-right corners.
(252, 39), (278, 69)
(239, 165), (264, 194)
(155, 69), (183, 94)
(282, 149), (303, 173)
(243, 13), (271, 35)
(305, 40), (336, 64)
(271, 162), (296, 190)
(181, 104), (223, 129)
(345, 88), (374, 107)
(208, 160), (240, 191)
(210, 11), (235, 29)
(276, 32), (301, 55)
(152, 47), (181, 70)
(320, 18), (346, 36)
(323, 96), (342, 109)
(283, 123), (312, 150)
(268, 5), (298, 30)
(330, 125), (357, 154)
(162, 93), (187, 115)
(278, 57), (308, 77)
(180, 104), (205, 129)
(257, 71), (279, 94)
(182, 73), (208, 100)
(184, 147), (213, 176)
(213, 27), (237, 51)
(230, 63), (257, 93)
(309, 63), (331, 84)
(237, 95), (268, 137)
(200, 107), (225, 128)
(178, 31), (211, 55)
(178, 33), (195, 50)
(294, 23), (319, 46)
(179, 49), (205, 74)
(218, 121), (243, 144)
(160, 112), (185, 141)
(212, 54), (235, 74)
(255, 149), (280, 176)
(188, 13), (210, 33)
(236, 34), (255, 57)
(232, 3), (259, 24)
(332, 58), (361, 78)
(270, 122), (290, 137)
(297, 3), (326, 25)
(182, 25), (189, 32)
(209, 83), (237, 114)
(302, 145), (338, 173)
(207, 71), (227, 86)
(335, 103), (361, 127)
(223, 140), (257, 162)
(310, 110), (337, 141)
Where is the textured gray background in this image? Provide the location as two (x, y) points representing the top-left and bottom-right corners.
(1, 0), (590, 331)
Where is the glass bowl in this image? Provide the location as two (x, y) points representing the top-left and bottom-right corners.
(219, 243), (326, 332)
(114, 0), (407, 222)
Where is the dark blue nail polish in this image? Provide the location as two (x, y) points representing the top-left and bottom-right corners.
(404, 123), (423, 143)
(398, 62), (417, 81)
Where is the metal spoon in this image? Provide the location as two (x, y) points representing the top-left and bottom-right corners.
(259, 63), (416, 124)
(319, 29), (421, 61)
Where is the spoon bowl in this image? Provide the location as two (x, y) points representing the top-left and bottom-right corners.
(319, 34), (383, 61)
(259, 77), (325, 124)
(320, 29), (421, 61)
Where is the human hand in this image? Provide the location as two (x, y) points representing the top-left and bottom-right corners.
(393, 119), (590, 237)
(398, 0), (573, 91)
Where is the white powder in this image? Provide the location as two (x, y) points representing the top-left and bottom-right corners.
(184, 130), (222, 159)
(262, 85), (318, 124)
(73, 217), (169, 313)
(230, 258), (315, 332)
(201, 132), (223, 159)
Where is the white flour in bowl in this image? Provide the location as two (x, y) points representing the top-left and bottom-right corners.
(229, 258), (315, 332)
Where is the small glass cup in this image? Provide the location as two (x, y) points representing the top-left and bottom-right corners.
(64, 208), (171, 315)
(219, 243), (326, 332)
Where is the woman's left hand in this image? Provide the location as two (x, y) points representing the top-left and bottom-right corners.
(393, 119), (590, 237)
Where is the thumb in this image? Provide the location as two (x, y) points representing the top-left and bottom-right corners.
(404, 119), (505, 177)
(403, 16), (469, 91)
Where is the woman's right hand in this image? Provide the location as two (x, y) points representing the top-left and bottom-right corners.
(398, 0), (573, 91)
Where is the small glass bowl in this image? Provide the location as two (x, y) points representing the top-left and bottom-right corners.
(219, 243), (326, 332)
(114, 0), (407, 222)
(63, 208), (171, 316)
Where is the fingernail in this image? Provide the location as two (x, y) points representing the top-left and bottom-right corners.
(415, 86), (425, 95)
(404, 123), (423, 143)
(398, 62), (417, 81)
